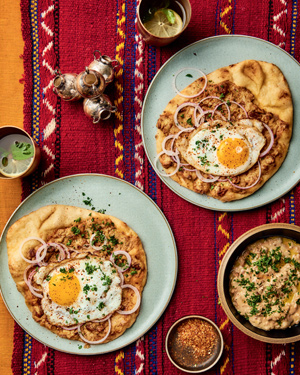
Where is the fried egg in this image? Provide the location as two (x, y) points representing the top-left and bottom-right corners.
(181, 119), (266, 176)
(34, 256), (122, 326)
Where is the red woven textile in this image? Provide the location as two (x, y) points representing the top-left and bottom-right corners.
(11, 0), (300, 374)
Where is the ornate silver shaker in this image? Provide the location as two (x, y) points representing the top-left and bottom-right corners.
(53, 70), (82, 101)
(88, 50), (117, 85)
(83, 94), (117, 123)
(75, 67), (106, 99)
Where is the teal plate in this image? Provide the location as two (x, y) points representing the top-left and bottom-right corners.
(142, 35), (300, 211)
(0, 174), (177, 354)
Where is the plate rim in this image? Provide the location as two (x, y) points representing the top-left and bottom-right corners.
(0, 173), (178, 355)
(141, 35), (300, 212)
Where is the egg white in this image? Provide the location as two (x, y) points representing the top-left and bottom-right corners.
(35, 256), (122, 326)
(182, 120), (266, 176)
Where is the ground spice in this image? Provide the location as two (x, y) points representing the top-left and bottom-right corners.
(168, 318), (219, 369)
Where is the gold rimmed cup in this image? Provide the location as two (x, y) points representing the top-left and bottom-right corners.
(137, 0), (192, 47)
(165, 315), (223, 373)
(0, 126), (41, 179)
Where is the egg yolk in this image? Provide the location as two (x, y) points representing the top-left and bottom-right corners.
(217, 138), (249, 168)
(48, 272), (80, 306)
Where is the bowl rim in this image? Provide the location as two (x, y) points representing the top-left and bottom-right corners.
(165, 314), (224, 373)
(136, 0), (192, 44)
(0, 125), (40, 180)
(217, 223), (300, 344)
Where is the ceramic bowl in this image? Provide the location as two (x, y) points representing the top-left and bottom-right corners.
(165, 315), (223, 373)
(0, 126), (41, 179)
(218, 223), (300, 344)
(136, 0), (192, 47)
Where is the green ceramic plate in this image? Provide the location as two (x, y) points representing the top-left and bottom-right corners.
(0, 174), (177, 354)
(142, 35), (300, 211)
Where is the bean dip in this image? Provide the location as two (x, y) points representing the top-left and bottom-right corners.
(230, 236), (300, 330)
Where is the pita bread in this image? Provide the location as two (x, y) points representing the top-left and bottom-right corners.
(7, 205), (147, 345)
(156, 60), (293, 202)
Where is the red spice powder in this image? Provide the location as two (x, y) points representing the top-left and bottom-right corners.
(169, 318), (219, 369)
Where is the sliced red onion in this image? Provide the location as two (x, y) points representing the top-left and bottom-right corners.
(63, 324), (82, 331)
(162, 134), (176, 156)
(173, 68), (207, 98)
(174, 102), (197, 131)
(48, 242), (65, 261)
(24, 266), (40, 292)
(212, 102), (230, 121)
(117, 284), (141, 315)
(93, 314), (112, 323)
(198, 95), (225, 105)
(155, 150), (181, 178)
(19, 237), (47, 264)
(182, 166), (196, 172)
(90, 233), (108, 251)
(196, 170), (220, 183)
(230, 100), (248, 118)
(218, 177), (229, 182)
(228, 160), (261, 190)
(35, 243), (49, 266)
(110, 250), (131, 273)
(59, 243), (71, 258)
(259, 123), (274, 157)
(195, 110), (214, 127)
(23, 267), (43, 298)
(78, 318), (111, 344)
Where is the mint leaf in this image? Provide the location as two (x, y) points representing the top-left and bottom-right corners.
(11, 141), (34, 161)
(162, 9), (175, 24)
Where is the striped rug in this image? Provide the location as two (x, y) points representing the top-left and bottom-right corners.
(12, 0), (300, 374)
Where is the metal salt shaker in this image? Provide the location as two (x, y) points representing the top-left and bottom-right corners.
(53, 70), (82, 101)
(83, 94), (117, 123)
(88, 50), (117, 85)
(75, 67), (106, 99)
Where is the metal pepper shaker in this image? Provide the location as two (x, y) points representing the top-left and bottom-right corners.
(83, 94), (117, 123)
(53, 70), (82, 101)
(88, 50), (117, 85)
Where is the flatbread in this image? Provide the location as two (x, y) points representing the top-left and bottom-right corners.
(156, 60), (293, 202)
(7, 205), (147, 345)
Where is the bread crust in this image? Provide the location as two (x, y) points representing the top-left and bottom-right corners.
(155, 60), (293, 202)
(7, 205), (147, 344)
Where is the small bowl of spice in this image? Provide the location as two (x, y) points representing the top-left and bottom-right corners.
(0, 126), (41, 179)
(165, 315), (223, 373)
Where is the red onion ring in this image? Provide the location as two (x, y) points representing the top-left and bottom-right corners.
(48, 242), (65, 261)
(18, 237), (47, 264)
(59, 243), (71, 258)
(117, 284), (141, 315)
(78, 318), (111, 344)
(162, 134), (177, 156)
(173, 68), (207, 98)
(63, 324), (82, 331)
(196, 170), (220, 183)
(230, 100), (248, 118)
(23, 266), (41, 292)
(90, 233), (108, 251)
(23, 267), (43, 298)
(228, 160), (261, 190)
(93, 314), (112, 323)
(174, 102), (197, 131)
(259, 123), (274, 157)
(212, 102), (230, 121)
(155, 150), (181, 178)
(35, 243), (48, 266)
(110, 251), (131, 273)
